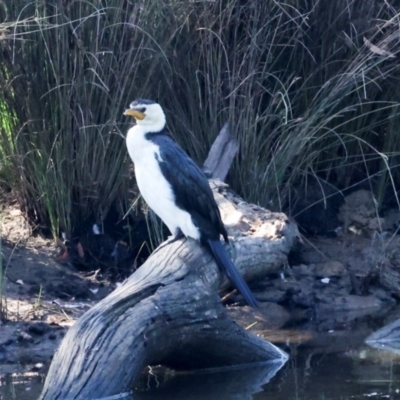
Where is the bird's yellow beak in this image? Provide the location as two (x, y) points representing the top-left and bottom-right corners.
(124, 109), (146, 120)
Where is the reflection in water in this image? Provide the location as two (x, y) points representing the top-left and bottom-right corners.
(0, 371), (44, 400)
(134, 360), (287, 400)
(132, 346), (400, 400)
(258, 345), (400, 400)
(4, 328), (400, 399)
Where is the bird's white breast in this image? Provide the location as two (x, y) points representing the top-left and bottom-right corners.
(126, 125), (200, 240)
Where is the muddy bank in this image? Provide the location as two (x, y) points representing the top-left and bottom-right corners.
(1, 188), (400, 376)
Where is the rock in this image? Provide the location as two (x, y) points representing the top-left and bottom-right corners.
(28, 322), (49, 335)
(383, 209), (400, 232)
(291, 264), (315, 277)
(18, 331), (33, 342)
(255, 287), (287, 303)
(338, 190), (384, 233)
(290, 277), (316, 308)
(369, 287), (396, 306)
(368, 217), (384, 231)
(270, 275), (317, 308)
(227, 303), (291, 330)
(314, 261), (346, 277)
(255, 279), (288, 303)
(317, 294), (382, 311)
(379, 262), (400, 293)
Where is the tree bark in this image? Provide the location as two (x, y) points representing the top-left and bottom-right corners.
(39, 181), (297, 400)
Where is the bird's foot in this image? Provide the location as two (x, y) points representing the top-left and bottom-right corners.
(153, 229), (185, 254)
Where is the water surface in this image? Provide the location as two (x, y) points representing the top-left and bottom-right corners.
(2, 321), (400, 400)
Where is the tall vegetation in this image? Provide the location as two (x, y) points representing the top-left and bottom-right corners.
(0, 0), (399, 238)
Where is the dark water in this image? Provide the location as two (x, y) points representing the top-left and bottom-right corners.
(133, 346), (400, 400)
(0, 371), (44, 400)
(2, 324), (400, 400)
(259, 346), (400, 400)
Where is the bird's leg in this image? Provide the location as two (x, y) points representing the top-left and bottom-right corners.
(165, 228), (185, 245)
(153, 228), (185, 254)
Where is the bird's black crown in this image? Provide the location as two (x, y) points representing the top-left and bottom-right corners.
(130, 98), (156, 108)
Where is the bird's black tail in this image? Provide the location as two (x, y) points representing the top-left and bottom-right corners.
(206, 239), (258, 308)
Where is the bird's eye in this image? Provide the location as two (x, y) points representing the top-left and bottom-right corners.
(137, 107), (146, 113)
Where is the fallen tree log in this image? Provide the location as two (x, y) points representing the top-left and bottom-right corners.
(39, 124), (298, 399)
(39, 180), (297, 400)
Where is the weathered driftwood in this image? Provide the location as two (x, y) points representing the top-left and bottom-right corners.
(203, 122), (239, 181)
(39, 180), (296, 400)
(39, 124), (297, 399)
(365, 317), (400, 355)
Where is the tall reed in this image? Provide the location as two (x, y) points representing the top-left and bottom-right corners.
(0, 0), (399, 240)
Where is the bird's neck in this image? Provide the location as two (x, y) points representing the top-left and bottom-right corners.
(136, 118), (166, 134)
(126, 124), (164, 163)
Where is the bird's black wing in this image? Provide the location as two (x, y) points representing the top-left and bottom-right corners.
(147, 132), (227, 242)
(148, 132), (258, 308)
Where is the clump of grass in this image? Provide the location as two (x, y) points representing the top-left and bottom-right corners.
(0, 0), (399, 244)
(0, 1), (152, 237)
(157, 0), (400, 214)
(33, 284), (43, 312)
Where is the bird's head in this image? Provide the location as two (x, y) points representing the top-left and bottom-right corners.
(124, 99), (166, 131)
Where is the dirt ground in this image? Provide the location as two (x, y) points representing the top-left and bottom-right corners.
(0, 199), (116, 377)
(1, 188), (400, 379)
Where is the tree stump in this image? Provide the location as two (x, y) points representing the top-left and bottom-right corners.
(39, 125), (298, 399)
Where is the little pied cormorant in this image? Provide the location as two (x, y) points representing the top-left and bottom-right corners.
(124, 99), (258, 308)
